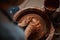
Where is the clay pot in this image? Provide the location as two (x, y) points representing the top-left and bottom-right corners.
(13, 8), (55, 40)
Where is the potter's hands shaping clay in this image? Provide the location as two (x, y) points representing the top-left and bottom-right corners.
(18, 14), (47, 40)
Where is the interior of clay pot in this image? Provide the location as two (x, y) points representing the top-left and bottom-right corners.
(19, 14), (47, 40)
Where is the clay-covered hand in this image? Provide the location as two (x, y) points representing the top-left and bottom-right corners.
(18, 14), (47, 40)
